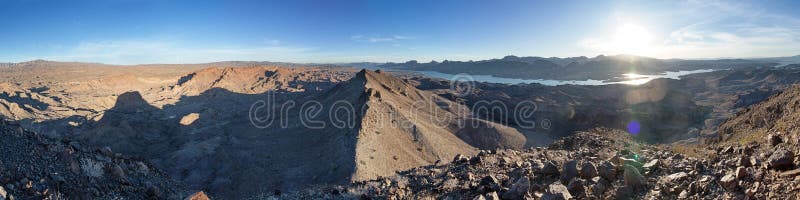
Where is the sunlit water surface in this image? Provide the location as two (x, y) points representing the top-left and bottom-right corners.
(410, 69), (715, 86)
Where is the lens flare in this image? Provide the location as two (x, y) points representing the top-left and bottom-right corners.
(627, 120), (641, 135)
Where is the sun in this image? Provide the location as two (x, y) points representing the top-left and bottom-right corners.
(610, 23), (653, 54)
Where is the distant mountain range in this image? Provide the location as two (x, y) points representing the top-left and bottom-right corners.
(378, 54), (797, 80)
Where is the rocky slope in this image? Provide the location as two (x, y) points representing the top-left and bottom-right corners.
(0, 119), (190, 200)
(285, 126), (800, 199)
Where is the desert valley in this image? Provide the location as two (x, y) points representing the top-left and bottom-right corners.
(3, 0), (800, 199)
(2, 54), (800, 199)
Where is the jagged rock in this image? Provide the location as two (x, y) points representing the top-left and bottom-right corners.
(542, 183), (572, 200)
(469, 156), (482, 165)
(542, 161), (560, 176)
(767, 133), (782, 146)
(566, 178), (585, 196)
(598, 161), (617, 180)
(579, 162), (597, 179)
(502, 177), (530, 200)
(184, 191), (210, 200)
(560, 160), (578, 184)
(480, 175), (499, 186)
(719, 174), (737, 191)
(623, 165), (645, 189)
(768, 148), (794, 170)
(735, 167), (747, 179)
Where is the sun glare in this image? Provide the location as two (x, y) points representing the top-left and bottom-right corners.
(610, 23), (653, 54)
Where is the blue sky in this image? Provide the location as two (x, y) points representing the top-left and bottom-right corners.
(1, 0), (799, 64)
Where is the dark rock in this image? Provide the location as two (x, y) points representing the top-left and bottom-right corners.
(579, 162), (597, 179)
(768, 148), (794, 170)
(98, 147), (113, 157)
(767, 133), (782, 146)
(469, 156), (482, 165)
(542, 161), (559, 175)
(453, 154), (469, 163)
(560, 160), (578, 184)
(146, 184), (163, 199)
(598, 161), (617, 181)
(735, 167), (747, 179)
(566, 178), (585, 196)
(501, 177), (530, 200)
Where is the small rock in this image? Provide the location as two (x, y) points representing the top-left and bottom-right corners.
(719, 174), (737, 191)
(623, 164), (645, 189)
(642, 159), (659, 169)
(502, 177), (530, 200)
(107, 164), (126, 180)
(184, 191), (210, 200)
(469, 156), (482, 165)
(678, 190), (690, 199)
(591, 177), (610, 196)
(453, 154), (469, 163)
(598, 161), (617, 180)
(480, 175), (499, 186)
(767, 133), (782, 146)
(98, 146), (114, 157)
(542, 161), (559, 175)
(542, 183), (572, 200)
(735, 167), (747, 179)
(146, 184), (163, 199)
(560, 160), (578, 184)
(768, 148), (794, 170)
(579, 162), (597, 179)
(566, 178), (586, 196)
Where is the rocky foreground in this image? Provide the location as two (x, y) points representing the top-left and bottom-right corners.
(0, 119), (204, 200)
(277, 128), (800, 199)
